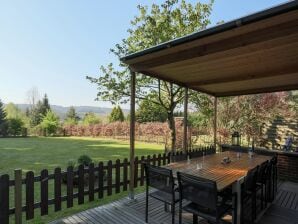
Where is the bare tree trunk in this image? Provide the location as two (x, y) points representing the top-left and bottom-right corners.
(167, 111), (176, 154)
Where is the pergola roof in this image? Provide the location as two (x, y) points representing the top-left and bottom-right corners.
(121, 1), (298, 97)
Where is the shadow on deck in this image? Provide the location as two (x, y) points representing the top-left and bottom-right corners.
(258, 181), (298, 224)
(51, 181), (298, 224)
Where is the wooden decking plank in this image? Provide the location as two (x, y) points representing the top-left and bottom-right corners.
(102, 205), (142, 224)
(78, 210), (99, 224)
(83, 209), (107, 224)
(289, 193), (297, 210)
(51, 180), (298, 224)
(91, 207), (117, 224)
(285, 191), (295, 209)
(109, 200), (149, 222)
(281, 190), (291, 208)
(275, 190), (286, 206)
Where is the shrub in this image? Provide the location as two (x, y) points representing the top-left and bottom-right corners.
(78, 155), (92, 166)
(40, 110), (60, 136)
(67, 159), (77, 168)
(7, 118), (24, 136)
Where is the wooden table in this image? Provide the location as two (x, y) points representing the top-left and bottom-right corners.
(165, 151), (272, 224)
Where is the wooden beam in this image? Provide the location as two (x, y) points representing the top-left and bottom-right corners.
(214, 97), (217, 150)
(215, 84), (298, 97)
(183, 88), (188, 152)
(138, 70), (216, 96)
(129, 20), (297, 71)
(188, 66), (298, 86)
(129, 70), (136, 200)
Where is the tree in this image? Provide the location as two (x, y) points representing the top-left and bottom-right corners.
(5, 103), (26, 135)
(29, 94), (51, 127)
(82, 112), (101, 125)
(40, 94), (51, 116)
(87, 0), (213, 151)
(26, 87), (40, 109)
(0, 99), (8, 136)
(40, 110), (60, 135)
(288, 90), (298, 116)
(65, 106), (80, 125)
(7, 118), (24, 136)
(109, 106), (125, 122)
(136, 98), (167, 123)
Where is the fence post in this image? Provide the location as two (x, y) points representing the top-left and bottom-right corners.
(98, 162), (104, 199)
(66, 166), (74, 208)
(40, 169), (48, 216)
(26, 171), (34, 220)
(115, 159), (120, 193)
(78, 165), (84, 205)
(0, 174), (9, 224)
(15, 169), (22, 224)
(88, 163), (95, 202)
(54, 168), (62, 212)
(107, 161), (112, 196)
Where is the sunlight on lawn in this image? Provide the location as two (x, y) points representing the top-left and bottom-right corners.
(0, 136), (164, 176)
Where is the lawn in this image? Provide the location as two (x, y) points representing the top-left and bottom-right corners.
(0, 136), (164, 176)
(0, 137), (164, 223)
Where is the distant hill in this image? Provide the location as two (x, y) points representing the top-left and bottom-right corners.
(14, 104), (129, 120)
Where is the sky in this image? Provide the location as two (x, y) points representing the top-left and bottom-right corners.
(0, 0), (288, 108)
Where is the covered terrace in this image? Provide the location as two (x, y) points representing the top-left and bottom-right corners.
(51, 1), (298, 223)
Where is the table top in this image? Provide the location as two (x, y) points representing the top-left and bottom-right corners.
(165, 151), (272, 191)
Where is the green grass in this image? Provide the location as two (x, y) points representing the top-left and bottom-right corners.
(0, 136), (163, 176)
(0, 137), (163, 223)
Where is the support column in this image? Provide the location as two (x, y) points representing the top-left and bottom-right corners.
(183, 87), (188, 152)
(214, 97), (218, 150)
(129, 70), (136, 200)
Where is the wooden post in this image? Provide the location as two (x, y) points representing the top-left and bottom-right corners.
(0, 174), (9, 224)
(15, 169), (22, 224)
(183, 87), (188, 152)
(129, 70), (136, 200)
(214, 97), (218, 151)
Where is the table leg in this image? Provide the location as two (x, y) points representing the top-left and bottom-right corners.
(232, 177), (244, 224)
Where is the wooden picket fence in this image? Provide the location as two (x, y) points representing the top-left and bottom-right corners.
(0, 146), (215, 224)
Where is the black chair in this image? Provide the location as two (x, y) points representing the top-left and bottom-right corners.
(270, 155), (278, 200)
(264, 161), (273, 207)
(241, 166), (259, 223)
(144, 164), (179, 224)
(256, 161), (268, 210)
(177, 172), (236, 224)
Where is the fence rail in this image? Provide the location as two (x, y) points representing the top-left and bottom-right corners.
(0, 146), (215, 224)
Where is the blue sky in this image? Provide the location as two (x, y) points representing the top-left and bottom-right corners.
(0, 0), (288, 108)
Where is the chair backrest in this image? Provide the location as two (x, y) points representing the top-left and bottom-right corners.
(178, 172), (217, 211)
(258, 161), (268, 182)
(244, 166), (259, 192)
(271, 154), (277, 166)
(265, 160), (273, 179)
(145, 164), (174, 194)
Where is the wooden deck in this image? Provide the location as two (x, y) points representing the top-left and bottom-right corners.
(51, 181), (298, 224)
(258, 181), (298, 224)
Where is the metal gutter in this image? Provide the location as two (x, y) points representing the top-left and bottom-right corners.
(121, 0), (298, 62)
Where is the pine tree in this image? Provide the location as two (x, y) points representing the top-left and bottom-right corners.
(65, 106), (80, 125)
(0, 99), (8, 136)
(109, 106), (124, 122)
(29, 94), (51, 127)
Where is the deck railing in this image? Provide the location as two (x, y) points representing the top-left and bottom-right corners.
(0, 146), (215, 224)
